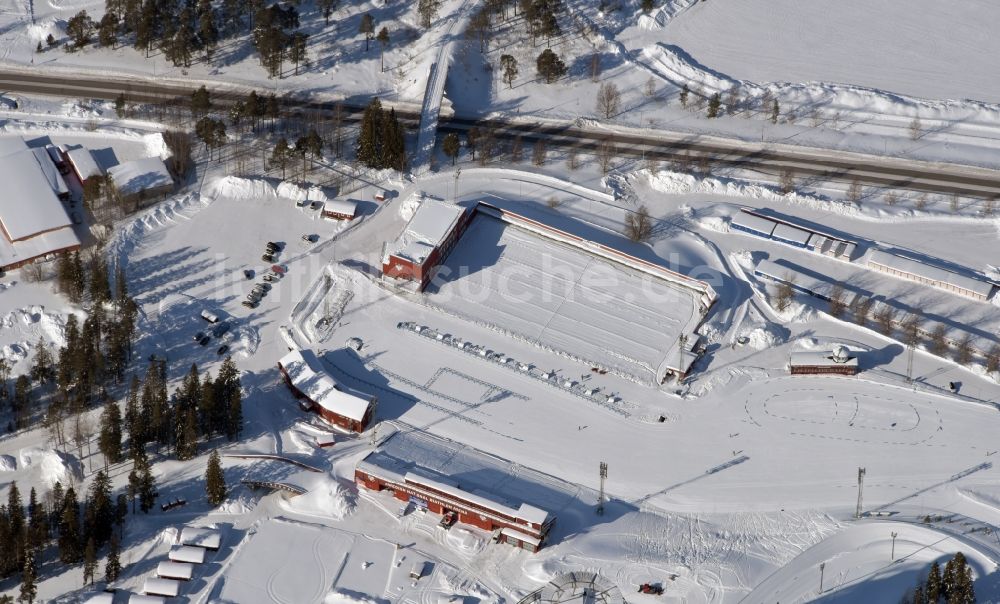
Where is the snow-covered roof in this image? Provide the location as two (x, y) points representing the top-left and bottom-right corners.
(403, 472), (550, 526)
(0, 137), (73, 241)
(128, 596), (166, 604)
(322, 199), (357, 216)
(31, 148), (69, 197)
(66, 147), (103, 180)
(156, 560), (194, 580)
(790, 351), (859, 368)
(500, 526), (541, 547)
(179, 527), (221, 550)
(384, 200), (465, 265)
(771, 223), (812, 246)
(169, 545), (206, 564)
(0, 223), (80, 270)
(730, 211), (776, 236)
(108, 157), (173, 196)
(868, 250), (993, 298)
(278, 349), (372, 422)
(142, 577), (181, 597)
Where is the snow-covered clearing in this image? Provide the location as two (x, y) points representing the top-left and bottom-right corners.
(662, 0), (1000, 103)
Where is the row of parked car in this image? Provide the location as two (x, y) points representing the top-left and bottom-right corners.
(244, 241), (285, 309)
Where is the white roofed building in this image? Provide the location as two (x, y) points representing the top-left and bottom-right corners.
(142, 577), (181, 598)
(868, 250), (994, 302)
(179, 526), (222, 550)
(0, 137), (82, 271)
(321, 199), (358, 220)
(382, 199), (470, 291)
(277, 349), (376, 432)
(108, 156), (174, 209)
(66, 147), (104, 185)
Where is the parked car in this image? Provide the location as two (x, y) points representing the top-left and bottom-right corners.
(296, 198), (308, 207)
(311, 200), (322, 210)
(200, 310), (219, 323)
(241, 300), (257, 309)
(217, 345), (229, 355)
(193, 332), (205, 342)
(243, 269), (254, 279)
(256, 282), (271, 291)
(198, 335), (210, 346)
(301, 234), (316, 243)
(261, 253), (274, 262)
(266, 241), (280, 250)
(263, 274), (276, 282)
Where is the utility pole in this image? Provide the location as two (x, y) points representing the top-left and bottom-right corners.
(370, 423), (378, 446)
(906, 344), (914, 385)
(819, 562), (825, 593)
(597, 462), (607, 515)
(677, 334), (689, 384)
(891, 531), (898, 560)
(856, 467), (866, 519)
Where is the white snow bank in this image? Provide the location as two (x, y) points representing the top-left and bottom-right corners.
(17, 448), (83, 487)
(284, 478), (354, 520)
(0, 455), (16, 471)
(446, 527), (484, 553)
(323, 591), (382, 604)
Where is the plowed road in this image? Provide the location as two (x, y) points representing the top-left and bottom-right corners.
(3, 70), (1000, 202)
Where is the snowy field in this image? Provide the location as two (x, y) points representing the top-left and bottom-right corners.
(426, 214), (703, 382)
(661, 0), (1000, 103)
(2, 134), (1000, 603)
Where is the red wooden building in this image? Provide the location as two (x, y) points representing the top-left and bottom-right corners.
(277, 349), (376, 432)
(321, 199), (358, 221)
(355, 466), (553, 552)
(381, 200), (469, 291)
(789, 346), (859, 376)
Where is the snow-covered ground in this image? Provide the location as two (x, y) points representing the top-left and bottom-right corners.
(4, 9), (1000, 594)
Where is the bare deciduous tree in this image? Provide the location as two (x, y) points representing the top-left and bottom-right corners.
(852, 296), (874, 326)
(929, 324), (949, 356)
(566, 148), (579, 171)
(884, 191), (899, 206)
(986, 345), (1000, 375)
(779, 168), (796, 194)
(644, 77), (656, 98)
(589, 53), (601, 82)
(900, 314), (922, 347)
(915, 193), (929, 210)
(597, 140), (616, 174)
(846, 179), (863, 204)
(954, 335), (975, 366)
(909, 117), (922, 141)
(596, 82), (621, 119)
(531, 138), (547, 166)
(774, 277), (795, 312)
(624, 205), (653, 242)
(875, 305), (896, 336)
(827, 284), (846, 318)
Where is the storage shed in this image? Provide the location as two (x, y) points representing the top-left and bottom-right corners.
(321, 199), (358, 220)
(128, 595), (166, 604)
(179, 527), (222, 550)
(156, 560), (194, 581)
(868, 250), (994, 302)
(66, 147), (103, 185)
(142, 577), (181, 598)
(770, 223), (812, 248)
(789, 346), (858, 376)
(169, 545), (207, 564)
(108, 157), (174, 208)
(730, 211), (777, 238)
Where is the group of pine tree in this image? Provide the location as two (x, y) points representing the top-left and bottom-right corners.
(0, 252), (242, 599)
(355, 98), (407, 171)
(902, 552), (976, 604)
(59, 0), (321, 78)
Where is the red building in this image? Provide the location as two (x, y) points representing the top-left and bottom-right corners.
(355, 467), (554, 552)
(321, 199), (358, 221)
(381, 200), (469, 291)
(277, 349), (376, 432)
(789, 347), (859, 376)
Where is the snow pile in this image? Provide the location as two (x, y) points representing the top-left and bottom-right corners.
(17, 448), (83, 487)
(398, 193), (423, 221)
(446, 527), (484, 553)
(276, 180), (309, 203)
(323, 590), (383, 604)
(233, 325), (260, 359)
(740, 326), (780, 351)
(143, 132), (169, 159)
(106, 191), (210, 272)
(0, 455), (16, 472)
(285, 478), (355, 520)
(218, 488), (256, 515)
(1, 305), (74, 349)
(206, 176), (277, 202)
